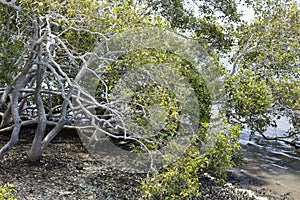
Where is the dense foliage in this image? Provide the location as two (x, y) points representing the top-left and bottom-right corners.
(226, 0), (299, 147)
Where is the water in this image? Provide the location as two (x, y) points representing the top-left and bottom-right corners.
(238, 118), (300, 199)
(240, 131), (300, 174)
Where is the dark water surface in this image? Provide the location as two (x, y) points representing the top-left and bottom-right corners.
(237, 119), (300, 199)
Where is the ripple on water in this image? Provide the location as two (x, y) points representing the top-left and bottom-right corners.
(238, 127), (300, 199)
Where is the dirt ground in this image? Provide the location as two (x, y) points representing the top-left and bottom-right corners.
(0, 129), (145, 199)
(0, 129), (296, 200)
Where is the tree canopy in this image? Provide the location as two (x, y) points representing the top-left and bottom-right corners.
(226, 0), (299, 147)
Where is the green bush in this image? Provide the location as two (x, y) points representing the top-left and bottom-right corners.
(95, 47), (242, 199)
(0, 183), (17, 200)
(140, 123), (242, 199)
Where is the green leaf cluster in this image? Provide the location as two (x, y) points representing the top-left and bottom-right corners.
(228, 0), (299, 135)
(140, 123), (242, 199)
(225, 68), (274, 132)
(0, 5), (26, 84)
(96, 48), (211, 151)
(0, 183), (17, 200)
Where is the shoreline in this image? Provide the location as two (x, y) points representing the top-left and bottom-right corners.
(0, 131), (297, 200)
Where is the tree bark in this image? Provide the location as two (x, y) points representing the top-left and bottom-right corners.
(0, 64), (34, 159)
(0, 37), (38, 160)
(28, 65), (47, 162)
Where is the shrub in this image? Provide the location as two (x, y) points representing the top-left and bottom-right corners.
(0, 183), (17, 200)
(140, 123), (242, 199)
